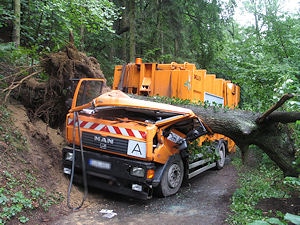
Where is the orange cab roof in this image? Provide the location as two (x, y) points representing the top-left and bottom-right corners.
(94, 90), (194, 115)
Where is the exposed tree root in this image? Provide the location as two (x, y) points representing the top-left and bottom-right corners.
(2, 42), (109, 128)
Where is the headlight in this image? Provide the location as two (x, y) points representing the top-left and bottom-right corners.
(63, 168), (71, 175)
(65, 152), (73, 161)
(132, 184), (142, 192)
(130, 167), (145, 178)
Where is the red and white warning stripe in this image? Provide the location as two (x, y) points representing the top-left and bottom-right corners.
(68, 118), (146, 139)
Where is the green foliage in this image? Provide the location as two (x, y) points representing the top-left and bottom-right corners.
(143, 48), (173, 63)
(188, 140), (220, 162)
(0, 43), (16, 63)
(211, 1), (300, 112)
(0, 171), (63, 224)
(18, 216), (29, 224)
(248, 213), (300, 225)
(111, 0), (230, 68)
(0, 2), (14, 29)
(283, 177), (300, 192)
(0, 43), (39, 65)
(227, 148), (298, 225)
(284, 213), (300, 225)
(248, 217), (285, 225)
(0, 0), (120, 53)
(149, 95), (192, 106)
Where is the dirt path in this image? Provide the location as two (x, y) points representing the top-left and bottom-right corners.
(54, 160), (238, 225)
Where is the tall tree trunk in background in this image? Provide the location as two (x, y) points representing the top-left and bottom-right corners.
(249, 0), (261, 39)
(13, 0), (21, 47)
(122, 0), (128, 62)
(80, 25), (85, 51)
(129, 0), (136, 62)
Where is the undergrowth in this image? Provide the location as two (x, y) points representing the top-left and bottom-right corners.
(0, 105), (64, 225)
(227, 147), (299, 225)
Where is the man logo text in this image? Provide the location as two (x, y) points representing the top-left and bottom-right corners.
(94, 136), (114, 144)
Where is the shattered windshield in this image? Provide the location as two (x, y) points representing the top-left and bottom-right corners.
(84, 106), (182, 124)
(76, 80), (104, 107)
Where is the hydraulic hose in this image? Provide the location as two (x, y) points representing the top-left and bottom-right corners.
(67, 111), (88, 210)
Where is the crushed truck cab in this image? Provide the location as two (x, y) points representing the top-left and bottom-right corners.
(63, 78), (224, 199)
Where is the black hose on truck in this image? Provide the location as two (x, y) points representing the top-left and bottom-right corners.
(67, 111), (88, 210)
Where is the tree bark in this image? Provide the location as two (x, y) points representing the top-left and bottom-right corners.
(129, 0), (136, 62)
(183, 103), (299, 177)
(13, 0), (21, 47)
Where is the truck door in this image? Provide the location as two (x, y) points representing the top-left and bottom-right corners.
(71, 78), (105, 108)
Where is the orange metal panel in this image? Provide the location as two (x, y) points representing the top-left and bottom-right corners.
(153, 70), (172, 96)
(203, 74), (216, 95)
(214, 78), (224, 98)
(177, 70), (191, 100)
(112, 65), (123, 90)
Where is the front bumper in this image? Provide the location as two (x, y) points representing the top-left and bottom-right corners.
(62, 146), (156, 199)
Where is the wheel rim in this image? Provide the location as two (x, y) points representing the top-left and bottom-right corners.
(218, 144), (225, 167)
(167, 164), (182, 188)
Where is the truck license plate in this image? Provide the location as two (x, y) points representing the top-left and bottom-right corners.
(88, 159), (111, 170)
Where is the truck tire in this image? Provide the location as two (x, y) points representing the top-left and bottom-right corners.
(157, 155), (184, 197)
(216, 141), (226, 170)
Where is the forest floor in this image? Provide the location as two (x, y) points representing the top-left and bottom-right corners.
(1, 100), (299, 225)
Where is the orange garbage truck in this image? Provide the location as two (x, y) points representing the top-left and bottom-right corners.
(62, 60), (240, 199)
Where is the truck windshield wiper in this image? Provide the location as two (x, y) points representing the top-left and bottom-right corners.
(114, 117), (153, 126)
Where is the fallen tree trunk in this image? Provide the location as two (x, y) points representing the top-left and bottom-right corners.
(132, 94), (299, 176)
(180, 95), (299, 177)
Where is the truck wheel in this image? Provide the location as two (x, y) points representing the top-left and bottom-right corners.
(216, 141), (226, 170)
(157, 155), (184, 197)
